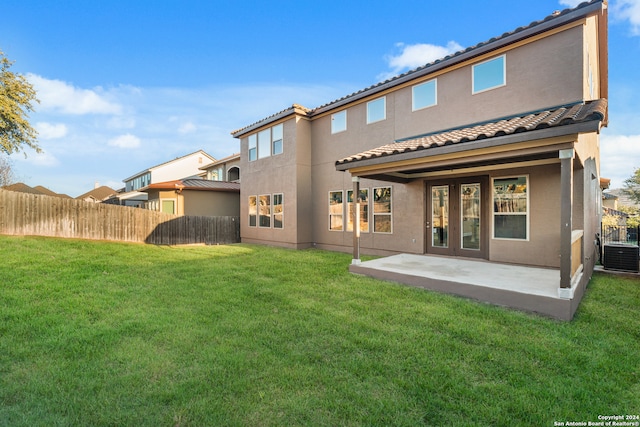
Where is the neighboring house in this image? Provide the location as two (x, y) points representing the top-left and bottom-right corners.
(232, 1), (608, 319)
(141, 178), (240, 216)
(76, 184), (117, 203)
(200, 153), (241, 182)
(605, 188), (640, 210)
(602, 191), (618, 210)
(103, 189), (148, 208)
(114, 150), (217, 206)
(3, 183), (71, 198)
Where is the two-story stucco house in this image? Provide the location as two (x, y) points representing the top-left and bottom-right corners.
(231, 1), (608, 320)
(111, 150), (216, 208)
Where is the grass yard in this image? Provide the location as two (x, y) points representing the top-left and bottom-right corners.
(0, 235), (639, 426)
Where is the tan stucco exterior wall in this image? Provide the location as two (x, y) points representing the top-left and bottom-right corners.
(183, 190), (240, 217)
(237, 18), (603, 268)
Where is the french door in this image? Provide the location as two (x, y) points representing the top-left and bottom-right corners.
(426, 177), (488, 259)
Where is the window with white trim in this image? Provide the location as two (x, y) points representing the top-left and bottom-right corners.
(492, 176), (528, 240)
(366, 97), (386, 124)
(248, 123), (284, 161)
(412, 79), (437, 111)
(273, 193), (283, 229)
(473, 55), (506, 94)
(331, 110), (347, 134)
(248, 196), (257, 226)
(259, 195), (271, 227)
(329, 191), (344, 231)
(373, 187), (392, 233)
(347, 189), (369, 232)
(248, 135), (257, 161)
(272, 124), (283, 155)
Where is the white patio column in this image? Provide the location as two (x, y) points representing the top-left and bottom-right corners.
(352, 176), (361, 265)
(559, 148), (574, 291)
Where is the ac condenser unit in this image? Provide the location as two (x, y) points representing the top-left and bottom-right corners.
(603, 244), (640, 273)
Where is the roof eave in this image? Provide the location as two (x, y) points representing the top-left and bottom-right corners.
(231, 105), (310, 138)
(316, 1), (605, 116)
(336, 120), (601, 172)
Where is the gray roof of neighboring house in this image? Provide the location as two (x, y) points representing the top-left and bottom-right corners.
(232, 0), (606, 138)
(336, 99), (607, 169)
(142, 178), (240, 192)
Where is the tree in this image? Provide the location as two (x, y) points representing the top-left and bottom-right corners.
(622, 167), (640, 205)
(0, 49), (40, 155)
(0, 155), (16, 187)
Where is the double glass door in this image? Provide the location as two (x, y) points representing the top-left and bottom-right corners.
(426, 177), (488, 259)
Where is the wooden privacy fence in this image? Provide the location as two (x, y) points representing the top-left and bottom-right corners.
(0, 189), (240, 245)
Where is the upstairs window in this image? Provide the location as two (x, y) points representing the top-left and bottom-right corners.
(248, 135), (257, 161)
(412, 79), (437, 111)
(257, 129), (271, 160)
(473, 55), (506, 94)
(331, 110), (347, 134)
(209, 166), (224, 181)
(366, 97), (386, 124)
(248, 123), (284, 161)
(272, 124), (283, 155)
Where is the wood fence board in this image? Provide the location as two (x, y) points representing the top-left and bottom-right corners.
(0, 189), (240, 245)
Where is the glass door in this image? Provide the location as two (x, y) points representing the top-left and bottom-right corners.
(431, 185), (449, 249)
(461, 183), (481, 250)
(427, 178), (488, 259)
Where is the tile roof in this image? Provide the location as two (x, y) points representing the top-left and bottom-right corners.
(232, 0), (605, 136)
(336, 99), (607, 167)
(231, 104), (311, 137)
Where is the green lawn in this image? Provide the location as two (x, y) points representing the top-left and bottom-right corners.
(0, 235), (638, 426)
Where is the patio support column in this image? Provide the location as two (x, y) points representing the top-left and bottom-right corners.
(352, 176), (361, 265)
(560, 148), (574, 289)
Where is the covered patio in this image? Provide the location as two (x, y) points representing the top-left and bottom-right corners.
(350, 254), (586, 321)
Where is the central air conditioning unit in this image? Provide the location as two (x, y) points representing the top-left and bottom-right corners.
(603, 243), (640, 273)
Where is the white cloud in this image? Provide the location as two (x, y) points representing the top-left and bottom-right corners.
(600, 133), (640, 188)
(611, 0), (640, 35)
(178, 121), (197, 134)
(108, 134), (141, 149)
(36, 122), (68, 139)
(16, 150), (60, 167)
(107, 116), (136, 130)
(559, 0), (583, 7)
(27, 74), (123, 115)
(561, 0), (640, 35)
(378, 41), (463, 82)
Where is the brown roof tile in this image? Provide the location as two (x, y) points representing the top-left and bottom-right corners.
(336, 99), (607, 167)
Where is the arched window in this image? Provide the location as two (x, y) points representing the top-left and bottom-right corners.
(228, 166), (240, 182)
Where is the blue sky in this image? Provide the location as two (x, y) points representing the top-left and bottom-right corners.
(1, 0), (639, 197)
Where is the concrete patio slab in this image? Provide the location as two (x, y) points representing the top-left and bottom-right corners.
(350, 254), (582, 320)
